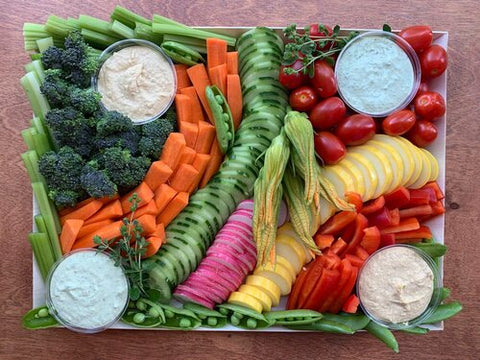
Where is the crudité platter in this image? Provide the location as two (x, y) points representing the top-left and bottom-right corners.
(20, 5), (462, 352)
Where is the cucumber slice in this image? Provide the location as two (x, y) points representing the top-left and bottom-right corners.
(238, 41), (283, 62)
(161, 242), (194, 279)
(167, 230), (204, 266)
(240, 58), (282, 79)
(239, 51), (282, 75)
(147, 253), (179, 286)
(243, 98), (288, 115)
(168, 222), (207, 255)
(147, 263), (174, 302)
(237, 27), (284, 53)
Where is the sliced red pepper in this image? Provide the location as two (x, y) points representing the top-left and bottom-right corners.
(380, 233), (396, 247)
(422, 181), (445, 200)
(329, 265), (359, 313)
(340, 221), (356, 243)
(367, 206), (393, 229)
(314, 234), (334, 250)
(297, 257), (324, 309)
(360, 226), (381, 254)
(395, 237), (424, 244)
(355, 245), (370, 260)
(431, 200), (446, 215)
(394, 225), (432, 241)
(319, 258), (353, 312)
(360, 196), (385, 215)
(330, 237), (347, 256)
(381, 217), (420, 234)
(345, 191), (363, 212)
(319, 210), (357, 236)
(320, 251), (342, 270)
(345, 213), (369, 254)
(342, 294), (360, 314)
(303, 268), (341, 310)
(344, 254), (364, 268)
(405, 188), (437, 207)
(399, 204), (433, 218)
(390, 208), (400, 226)
(384, 186), (410, 209)
(287, 263), (312, 310)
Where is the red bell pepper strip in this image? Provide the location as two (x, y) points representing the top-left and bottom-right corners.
(422, 181), (445, 200)
(367, 206), (393, 229)
(329, 265), (359, 314)
(320, 251), (342, 270)
(345, 213), (369, 254)
(319, 210), (357, 236)
(390, 208), (400, 226)
(345, 191), (363, 212)
(344, 254), (364, 268)
(340, 221), (356, 243)
(360, 196), (385, 215)
(287, 263), (312, 310)
(406, 188), (437, 207)
(314, 234), (334, 250)
(303, 268), (341, 310)
(355, 245), (370, 261)
(393, 225), (432, 241)
(342, 294), (360, 314)
(395, 237), (424, 244)
(319, 258), (353, 312)
(297, 257), (324, 309)
(330, 237), (348, 256)
(399, 204), (433, 219)
(431, 200), (446, 215)
(360, 226), (381, 254)
(384, 186), (410, 209)
(381, 217), (420, 235)
(380, 233), (396, 247)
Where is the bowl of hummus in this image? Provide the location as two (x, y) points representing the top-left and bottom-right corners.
(92, 39), (177, 125)
(356, 244), (442, 329)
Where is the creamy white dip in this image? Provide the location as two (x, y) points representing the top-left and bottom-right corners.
(336, 35), (415, 115)
(358, 246), (434, 324)
(48, 251), (129, 330)
(97, 45), (175, 123)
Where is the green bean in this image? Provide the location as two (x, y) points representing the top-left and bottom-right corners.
(287, 319), (355, 334)
(365, 321), (399, 353)
(205, 85), (235, 154)
(421, 301), (463, 324)
(22, 306), (58, 330)
(264, 309), (323, 326)
(321, 312), (371, 331)
(160, 41), (205, 66)
(400, 326), (430, 335)
(413, 242), (447, 258)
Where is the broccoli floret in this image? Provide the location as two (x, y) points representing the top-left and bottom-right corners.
(40, 69), (70, 108)
(62, 31), (98, 88)
(102, 147), (151, 191)
(95, 111), (140, 154)
(162, 105), (178, 132)
(80, 160), (117, 198)
(70, 87), (102, 116)
(38, 146), (86, 207)
(41, 46), (64, 70)
(137, 118), (174, 159)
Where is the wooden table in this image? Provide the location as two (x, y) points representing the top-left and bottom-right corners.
(1, 0), (478, 358)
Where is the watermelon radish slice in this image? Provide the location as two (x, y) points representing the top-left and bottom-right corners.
(208, 243), (256, 271)
(182, 277), (227, 303)
(173, 285), (216, 309)
(236, 199), (254, 211)
(197, 258), (245, 284)
(206, 250), (250, 275)
(214, 237), (257, 259)
(185, 272), (232, 298)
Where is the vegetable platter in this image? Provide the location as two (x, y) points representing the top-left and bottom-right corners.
(20, 5), (461, 351)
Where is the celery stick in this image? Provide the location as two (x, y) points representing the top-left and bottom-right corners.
(30, 53), (42, 61)
(80, 28), (118, 49)
(21, 128), (35, 150)
(152, 14), (188, 28)
(24, 62), (34, 74)
(21, 152), (38, 183)
(110, 20), (135, 39)
(66, 17), (81, 29)
(32, 132), (51, 156)
(151, 24), (236, 47)
(162, 33), (207, 47)
(134, 22), (162, 44)
(110, 5), (151, 28)
(24, 40), (38, 52)
(28, 232), (55, 279)
(36, 37), (53, 53)
(34, 214), (48, 233)
(78, 15), (121, 39)
(45, 15), (76, 38)
(20, 72), (50, 119)
(31, 60), (45, 82)
(185, 44), (207, 54)
(23, 23), (48, 34)
(31, 182), (62, 259)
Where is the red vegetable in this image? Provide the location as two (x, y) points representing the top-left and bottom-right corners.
(313, 131), (347, 165)
(382, 109), (416, 136)
(308, 96), (346, 131)
(279, 59), (308, 89)
(406, 120), (438, 147)
(399, 25), (433, 53)
(335, 114), (376, 146)
(384, 187), (411, 209)
(319, 210), (357, 236)
(420, 44), (448, 78)
(360, 196), (386, 215)
(311, 60), (337, 98)
(414, 91), (446, 120)
(289, 85), (318, 111)
(342, 294), (360, 314)
(360, 226), (381, 254)
(344, 213), (369, 254)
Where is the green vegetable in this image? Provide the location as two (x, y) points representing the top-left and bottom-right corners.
(217, 303), (272, 330)
(161, 41), (205, 66)
(28, 232), (55, 279)
(152, 24), (236, 47)
(287, 318), (355, 334)
(22, 306), (58, 330)
(94, 110), (141, 155)
(122, 298), (166, 328)
(110, 20), (135, 39)
(111, 5), (152, 29)
(365, 321), (399, 353)
(264, 309), (322, 326)
(183, 303), (227, 328)
(77, 15), (122, 40)
(157, 304), (201, 330)
(20, 71), (50, 119)
(137, 117), (175, 160)
(400, 326), (430, 335)
(320, 312), (371, 331)
(421, 301), (463, 324)
(413, 242), (447, 258)
(205, 85), (235, 154)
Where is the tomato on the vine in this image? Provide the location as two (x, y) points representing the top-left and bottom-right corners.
(420, 45), (448, 78)
(314, 131), (346, 165)
(279, 59), (308, 89)
(311, 60), (337, 98)
(406, 120), (438, 147)
(414, 91), (446, 120)
(309, 24), (334, 51)
(382, 110), (416, 136)
(399, 25), (433, 53)
(334, 114), (376, 146)
(308, 96), (346, 131)
(289, 86), (318, 112)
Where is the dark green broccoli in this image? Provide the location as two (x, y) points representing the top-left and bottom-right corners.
(80, 160), (117, 198)
(38, 146), (86, 207)
(95, 110), (140, 154)
(102, 147), (151, 191)
(40, 69), (70, 108)
(70, 87), (102, 116)
(41, 46), (64, 70)
(162, 104), (178, 132)
(137, 118), (175, 159)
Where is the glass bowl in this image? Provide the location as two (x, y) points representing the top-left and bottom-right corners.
(92, 39), (177, 125)
(46, 249), (129, 333)
(356, 244), (442, 330)
(335, 31), (421, 117)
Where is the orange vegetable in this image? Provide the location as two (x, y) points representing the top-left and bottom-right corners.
(160, 132), (186, 170)
(129, 200), (159, 218)
(314, 234), (334, 250)
(206, 38), (227, 70)
(144, 160), (173, 191)
(84, 199), (123, 225)
(178, 121), (199, 149)
(180, 86), (205, 123)
(174, 94), (194, 124)
(188, 153), (211, 193)
(226, 74), (242, 129)
(144, 226), (165, 258)
(186, 64), (214, 122)
(209, 63), (227, 96)
(77, 219), (114, 239)
(72, 220), (123, 250)
(169, 164), (200, 193)
(60, 219), (84, 254)
(120, 182), (154, 214)
(174, 63), (191, 92)
(157, 192), (189, 226)
(194, 121), (216, 154)
(58, 197), (95, 217)
(60, 199), (103, 225)
(136, 214), (156, 234)
(154, 183), (178, 214)
(226, 51), (238, 74)
(199, 138), (223, 188)
(178, 146), (196, 166)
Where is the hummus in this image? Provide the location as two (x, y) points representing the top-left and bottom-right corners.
(357, 246), (434, 324)
(97, 44), (175, 123)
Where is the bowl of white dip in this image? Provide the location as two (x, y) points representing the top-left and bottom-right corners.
(46, 249), (129, 333)
(92, 39), (177, 125)
(335, 31), (421, 117)
(356, 244), (442, 329)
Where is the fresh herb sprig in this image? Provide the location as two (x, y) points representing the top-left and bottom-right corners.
(282, 23), (358, 77)
(94, 193), (155, 301)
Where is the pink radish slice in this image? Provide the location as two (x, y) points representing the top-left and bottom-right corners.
(206, 250), (250, 275)
(215, 237), (257, 259)
(232, 208), (253, 217)
(198, 258), (245, 286)
(208, 244), (256, 272)
(185, 272), (232, 296)
(278, 200), (288, 227)
(217, 228), (255, 249)
(173, 286), (216, 309)
(220, 223), (253, 241)
(195, 264), (242, 291)
(228, 213), (254, 226)
(237, 199), (254, 211)
(225, 219), (254, 234)
(182, 278), (226, 303)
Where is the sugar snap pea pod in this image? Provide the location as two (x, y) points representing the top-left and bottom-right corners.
(421, 301), (463, 324)
(217, 303), (273, 329)
(205, 85), (235, 154)
(157, 303), (201, 330)
(160, 41), (205, 66)
(183, 303), (227, 328)
(400, 326), (430, 335)
(320, 312), (371, 331)
(122, 298), (166, 328)
(440, 287), (451, 302)
(286, 318), (355, 334)
(413, 242), (447, 258)
(22, 306), (58, 330)
(264, 309), (323, 326)
(365, 321), (399, 353)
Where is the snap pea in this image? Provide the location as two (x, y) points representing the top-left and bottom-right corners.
(286, 318), (355, 334)
(217, 303), (273, 329)
(440, 287), (451, 302)
(320, 312), (371, 332)
(365, 321), (399, 353)
(157, 303), (201, 330)
(413, 242), (447, 258)
(205, 85), (235, 154)
(264, 309), (322, 326)
(400, 326), (430, 335)
(183, 303), (227, 328)
(122, 298), (166, 328)
(421, 301), (463, 324)
(22, 306), (58, 330)
(160, 41), (205, 66)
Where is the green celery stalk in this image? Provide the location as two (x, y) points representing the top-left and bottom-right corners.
(110, 20), (135, 39)
(28, 232), (55, 279)
(21, 151), (39, 183)
(21, 128), (35, 150)
(110, 5), (152, 28)
(31, 60), (45, 82)
(45, 15), (76, 38)
(36, 37), (54, 53)
(24, 40), (38, 52)
(32, 116), (55, 151)
(186, 44), (207, 54)
(151, 24), (236, 47)
(66, 17), (81, 29)
(32, 132), (51, 156)
(80, 28), (118, 49)
(23, 23), (48, 34)
(30, 53), (42, 61)
(78, 15), (122, 39)
(133, 22), (162, 44)
(34, 214), (48, 233)
(152, 14), (187, 28)
(20, 71), (50, 119)
(162, 33), (208, 47)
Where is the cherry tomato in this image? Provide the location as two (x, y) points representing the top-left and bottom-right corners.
(406, 120), (438, 147)
(308, 96), (346, 131)
(416, 81), (429, 97)
(334, 114), (376, 146)
(289, 86), (318, 112)
(399, 25), (433, 53)
(311, 60), (337, 98)
(279, 59), (308, 89)
(414, 91), (446, 120)
(420, 45), (448, 78)
(382, 110), (416, 136)
(314, 131), (347, 165)
(309, 24), (334, 51)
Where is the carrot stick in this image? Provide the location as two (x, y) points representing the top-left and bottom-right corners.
(157, 192), (189, 226)
(77, 219), (114, 239)
(60, 219), (84, 254)
(58, 198), (95, 217)
(60, 199), (103, 225)
(186, 64), (214, 123)
(144, 226), (165, 258)
(194, 121), (216, 154)
(189, 153), (211, 193)
(207, 38), (227, 70)
(129, 200), (159, 218)
(144, 160), (173, 191)
(174, 63), (191, 92)
(227, 74), (243, 129)
(160, 132), (186, 171)
(120, 182), (154, 214)
(178, 121), (199, 149)
(72, 220), (123, 250)
(137, 214), (157, 234)
(178, 146), (196, 166)
(226, 51), (238, 74)
(209, 63), (227, 96)
(169, 163), (200, 193)
(84, 199), (123, 225)
(174, 94), (194, 124)
(180, 86), (205, 123)
(199, 155), (223, 188)
(154, 183), (178, 214)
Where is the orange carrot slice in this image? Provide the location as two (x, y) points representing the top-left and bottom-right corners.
(174, 63), (191, 92)
(194, 121), (216, 154)
(60, 219), (84, 254)
(120, 182), (154, 214)
(180, 86), (205, 123)
(178, 122), (199, 149)
(60, 199), (103, 225)
(169, 163), (200, 193)
(227, 74), (243, 129)
(84, 199), (123, 225)
(144, 161), (173, 191)
(77, 219), (114, 239)
(160, 133), (186, 170)
(154, 183), (178, 214)
(209, 63), (227, 96)
(207, 38), (227, 70)
(157, 192), (189, 226)
(226, 51), (238, 74)
(186, 64), (213, 123)
(72, 220), (123, 250)
(175, 94), (194, 124)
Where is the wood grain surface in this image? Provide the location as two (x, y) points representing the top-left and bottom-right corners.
(1, 0), (479, 359)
